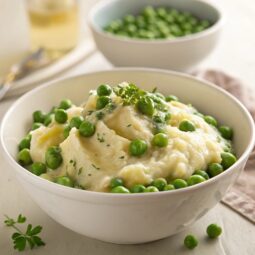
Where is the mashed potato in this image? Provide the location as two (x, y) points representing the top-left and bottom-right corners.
(27, 82), (232, 192)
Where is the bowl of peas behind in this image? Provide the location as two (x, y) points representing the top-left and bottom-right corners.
(89, 0), (223, 71)
(1, 69), (254, 244)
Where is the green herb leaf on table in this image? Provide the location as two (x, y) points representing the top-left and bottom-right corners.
(4, 214), (45, 252)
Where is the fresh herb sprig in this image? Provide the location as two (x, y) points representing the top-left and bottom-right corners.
(4, 214), (45, 252)
(114, 83), (168, 112)
(113, 83), (145, 105)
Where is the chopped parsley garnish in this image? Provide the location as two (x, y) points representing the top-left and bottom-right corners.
(87, 110), (94, 115)
(97, 133), (105, 143)
(106, 103), (117, 113)
(78, 167), (83, 175)
(69, 159), (76, 167)
(96, 111), (105, 120)
(91, 164), (100, 170)
(113, 83), (145, 105)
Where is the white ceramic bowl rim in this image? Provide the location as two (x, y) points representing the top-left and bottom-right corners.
(88, 0), (224, 44)
(1, 68), (254, 202)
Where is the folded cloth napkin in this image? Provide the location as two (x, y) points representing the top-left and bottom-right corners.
(194, 69), (255, 223)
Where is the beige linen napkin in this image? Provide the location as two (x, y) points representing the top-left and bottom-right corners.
(194, 69), (255, 223)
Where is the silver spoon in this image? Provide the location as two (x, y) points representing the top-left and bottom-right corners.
(0, 48), (52, 101)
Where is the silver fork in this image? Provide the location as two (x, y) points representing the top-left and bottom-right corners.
(0, 48), (53, 100)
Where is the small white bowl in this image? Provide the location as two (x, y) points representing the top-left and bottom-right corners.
(89, 0), (224, 71)
(1, 69), (254, 244)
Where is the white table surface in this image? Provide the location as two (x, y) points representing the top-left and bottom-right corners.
(0, 0), (255, 254)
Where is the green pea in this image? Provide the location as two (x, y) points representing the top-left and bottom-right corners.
(194, 26), (204, 33)
(152, 133), (168, 147)
(69, 116), (84, 129)
(188, 17), (198, 26)
(170, 25), (183, 37)
(129, 139), (148, 156)
(200, 20), (210, 28)
(97, 84), (112, 96)
(33, 110), (45, 123)
(137, 96), (155, 116)
(79, 120), (96, 137)
(18, 135), (31, 151)
(138, 30), (155, 39)
(130, 184), (146, 193)
(44, 114), (53, 126)
(173, 179), (188, 189)
(182, 22), (193, 31)
(31, 162), (46, 176)
(124, 15), (136, 24)
(18, 148), (32, 166)
(165, 14), (174, 24)
(179, 120), (196, 132)
(143, 6), (156, 17)
(127, 24), (137, 35)
(59, 99), (72, 110)
(32, 122), (42, 130)
(45, 146), (63, 169)
(194, 170), (209, 180)
(166, 95), (179, 102)
(63, 125), (72, 139)
(204, 115), (218, 127)
(187, 175), (206, 186)
(176, 14), (186, 24)
(107, 20), (123, 32)
(219, 126), (233, 140)
(56, 176), (74, 187)
(184, 235), (198, 249)
(110, 177), (124, 189)
(221, 152), (237, 169)
(163, 184), (175, 191)
(96, 96), (111, 110)
(151, 178), (167, 191)
(157, 7), (168, 18)
(208, 163), (223, 177)
(55, 109), (68, 124)
(136, 15), (146, 26)
(144, 186), (159, 192)
(111, 186), (130, 193)
(206, 224), (222, 239)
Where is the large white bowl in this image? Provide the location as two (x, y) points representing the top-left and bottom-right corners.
(1, 69), (254, 244)
(89, 0), (223, 71)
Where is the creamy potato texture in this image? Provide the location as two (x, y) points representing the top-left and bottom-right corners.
(29, 83), (230, 192)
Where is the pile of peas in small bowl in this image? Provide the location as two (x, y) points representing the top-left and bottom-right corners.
(104, 6), (212, 40)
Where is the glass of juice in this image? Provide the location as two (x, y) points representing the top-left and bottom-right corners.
(25, 0), (80, 59)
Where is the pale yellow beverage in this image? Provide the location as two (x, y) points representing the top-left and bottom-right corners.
(27, 0), (80, 58)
